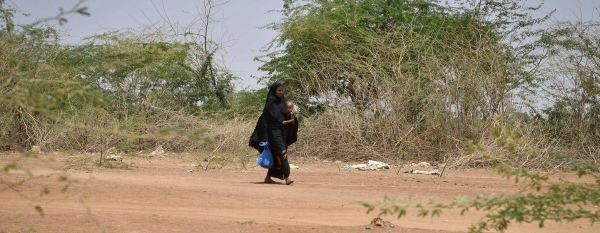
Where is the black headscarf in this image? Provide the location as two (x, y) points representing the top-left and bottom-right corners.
(263, 81), (287, 123)
(248, 81), (289, 152)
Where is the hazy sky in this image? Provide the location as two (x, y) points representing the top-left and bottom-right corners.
(13, 0), (599, 90)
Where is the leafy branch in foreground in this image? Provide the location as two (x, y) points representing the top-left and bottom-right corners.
(358, 120), (600, 233)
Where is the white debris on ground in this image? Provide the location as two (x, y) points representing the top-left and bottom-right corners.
(30, 145), (41, 154)
(105, 155), (123, 161)
(341, 160), (390, 171)
(102, 146), (123, 161)
(290, 164), (299, 169)
(406, 169), (440, 175)
(339, 160), (442, 174)
(402, 161), (443, 175)
(149, 145), (165, 157)
(105, 147), (117, 155)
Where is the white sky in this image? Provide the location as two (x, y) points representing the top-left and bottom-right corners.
(13, 0), (599, 90)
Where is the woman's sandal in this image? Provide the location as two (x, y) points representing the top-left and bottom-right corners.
(264, 178), (276, 184)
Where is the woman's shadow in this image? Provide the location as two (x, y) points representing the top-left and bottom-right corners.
(249, 181), (284, 185)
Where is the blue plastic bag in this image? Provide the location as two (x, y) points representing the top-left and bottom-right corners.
(256, 142), (274, 168)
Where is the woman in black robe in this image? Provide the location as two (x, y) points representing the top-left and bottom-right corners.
(248, 82), (297, 185)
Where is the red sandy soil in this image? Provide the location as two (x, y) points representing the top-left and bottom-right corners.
(1, 152), (598, 233)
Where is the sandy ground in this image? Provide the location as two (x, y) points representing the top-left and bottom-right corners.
(1, 152), (598, 233)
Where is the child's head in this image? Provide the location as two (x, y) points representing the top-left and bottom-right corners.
(286, 101), (294, 113)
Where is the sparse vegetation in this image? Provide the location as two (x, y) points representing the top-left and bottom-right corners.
(2, 0), (600, 232)
(236, 220), (256, 225)
(358, 120), (600, 232)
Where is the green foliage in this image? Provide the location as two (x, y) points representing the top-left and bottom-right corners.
(209, 87), (268, 119)
(60, 32), (201, 113)
(0, 0), (16, 32)
(358, 195), (412, 219)
(0, 24), (227, 152)
(260, 0), (547, 115)
(236, 220), (256, 225)
(192, 50), (237, 111)
(0, 2), (102, 150)
(256, 0), (552, 161)
(537, 17), (600, 147)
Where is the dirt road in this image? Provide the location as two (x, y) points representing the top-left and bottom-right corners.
(1, 152), (598, 232)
